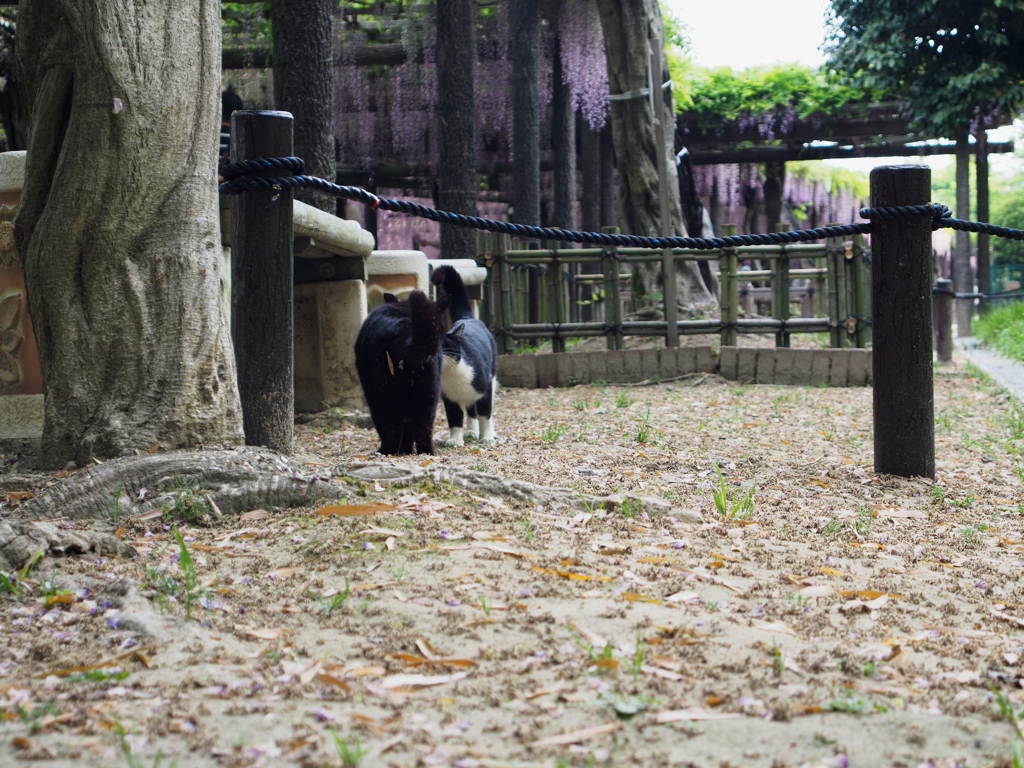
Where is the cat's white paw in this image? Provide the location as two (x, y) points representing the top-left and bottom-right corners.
(465, 417), (480, 439)
(445, 427), (465, 448)
(478, 418), (496, 444)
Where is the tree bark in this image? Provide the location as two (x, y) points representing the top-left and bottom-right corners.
(436, 0), (477, 262)
(511, 0), (540, 229)
(13, 0), (243, 469)
(763, 162), (785, 232)
(595, 0), (712, 310)
(552, 36), (576, 232)
(580, 115), (601, 233)
(271, 0), (335, 213)
(954, 132), (973, 336)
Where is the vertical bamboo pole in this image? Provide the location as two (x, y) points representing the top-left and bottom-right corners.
(852, 233), (868, 348)
(650, 36), (679, 348)
(720, 224), (738, 348)
(774, 223), (791, 348)
(498, 234), (514, 354)
(547, 248), (565, 353)
(602, 228), (623, 350)
(826, 230), (841, 348)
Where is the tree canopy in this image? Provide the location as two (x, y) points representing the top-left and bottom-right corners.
(825, 0), (1024, 136)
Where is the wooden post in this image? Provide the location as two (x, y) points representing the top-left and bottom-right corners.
(498, 234), (514, 354)
(650, 37), (679, 348)
(230, 110), (295, 454)
(852, 233), (868, 348)
(871, 165), (935, 479)
(719, 224), (738, 348)
(954, 133), (973, 336)
(814, 252), (826, 319)
(934, 277), (954, 364)
(773, 223), (791, 347)
(602, 227), (623, 350)
(826, 230), (841, 348)
(977, 129), (991, 315)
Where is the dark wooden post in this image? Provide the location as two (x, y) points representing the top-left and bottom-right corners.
(230, 110), (295, 454)
(954, 133), (973, 336)
(934, 277), (954, 363)
(719, 224), (738, 348)
(871, 165), (934, 479)
(852, 233), (869, 348)
(977, 130), (991, 314)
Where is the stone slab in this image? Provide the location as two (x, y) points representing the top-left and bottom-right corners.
(677, 346), (697, 375)
(640, 349), (660, 381)
(810, 350), (832, 386)
(366, 250), (429, 311)
(829, 349), (850, 387)
(554, 353), (589, 388)
(623, 349), (644, 383)
(696, 346), (714, 373)
(718, 347), (739, 380)
(496, 354), (537, 389)
(0, 394), (43, 439)
(294, 280), (367, 411)
(606, 350), (627, 383)
(658, 347), (678, 379)
(791, 349), (814, 385)
(847, 349), (871, 387)
(773, 348), (796, 386)
(588, 350), (609, 384)
(536, 354), (557, 389)
(737, 348), (758, 383)
(755, 349), (775, 384)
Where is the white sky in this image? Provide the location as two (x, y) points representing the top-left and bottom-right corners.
(664, 0), (1023, 177)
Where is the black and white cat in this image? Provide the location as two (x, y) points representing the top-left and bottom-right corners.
(354, 290), (451, 455)
(430, 266), (498, 447)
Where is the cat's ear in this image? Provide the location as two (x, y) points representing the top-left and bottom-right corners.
(436, 294), (452, 314)
(383, 293), (398, 304)
(449, 323), (465, 341)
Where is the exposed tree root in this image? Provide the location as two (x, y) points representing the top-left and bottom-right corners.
(0, 520), (136, 572)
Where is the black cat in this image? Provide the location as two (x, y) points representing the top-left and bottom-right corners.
(430, 265), (498, 447)
(354, 290), (451, 455)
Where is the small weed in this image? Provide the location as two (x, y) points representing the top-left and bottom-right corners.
(114, 716), (173, 768)
(828, 691), (885, 714)
(542, 424), (568, 443)
(619, 499), (637, 518)
(66, 669), (131, 684)
(952, 494), (977, 509)
(308, 579), (350, 615)
(615, 392), (634, 409)
(697, 418), (711, 432)
(990, 685), (1024, 767)
(635, 405), (654, 444)
(787, 593), (808, 609)
(822, 519), (846, 539)
(862, 660), (878, 677)
(961, 527), (982, 546)
(111, 483), (124, 524)
(630, 633), (645, 680)
(16, 702), (59, 735)
(522, 520), (540, 542)
(929, 485), (945, 504)
(854, 507), (874, 537)
(771, 639), (784, 676)
(172, 529), (201, 621)
(330, 727), (371, 767)
(479, 596), (491, 615)
(1014, 460), (1024, 485)
(0, 549), (43, 600)
(707, 461), (755, 521)
(573, 397), (591, 412)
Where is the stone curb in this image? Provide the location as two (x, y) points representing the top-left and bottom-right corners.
(496, 346), (873, 389)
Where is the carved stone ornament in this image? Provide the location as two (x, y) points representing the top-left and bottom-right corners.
(0, 204), (16, 267)
(0, 288), (25, 384)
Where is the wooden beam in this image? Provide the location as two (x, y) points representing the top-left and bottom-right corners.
(223, 43), (409, 70)
(690, 140), (1013, 165)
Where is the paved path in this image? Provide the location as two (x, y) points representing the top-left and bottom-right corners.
(957, 337), (1024, 405)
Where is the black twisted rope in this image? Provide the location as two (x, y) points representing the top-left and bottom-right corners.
(221, 158), (1024, 251)
(219, 157), (871, 251)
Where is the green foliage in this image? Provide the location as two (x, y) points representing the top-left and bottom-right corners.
(330, 728), (371, 768)
(975, 300), (1024, 362)
(707, 461), (755, 521)
(826, 1), (1024, 136)
(993, 188), (1024, 264)
(173, 530), (201, 622)
(675, 63), (876, 125)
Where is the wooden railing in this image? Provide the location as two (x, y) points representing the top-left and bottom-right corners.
(475, 225), (871, 354)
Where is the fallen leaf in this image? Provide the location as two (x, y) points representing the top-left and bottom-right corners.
(529, 722), (620, 747)
(655, 709), (742, 723)
(533, 566), (610, 582)
(315, 503), (400, 517)
(752, 620), (796, 636)
(238, 627), (290, 641)
(265, 566), (304, 579)
(239, 509), (270, 522)
(665, 590), (700, 603)
(376, 671), (470, 689)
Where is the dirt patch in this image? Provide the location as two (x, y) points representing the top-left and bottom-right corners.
(2, 359), (1024, 767)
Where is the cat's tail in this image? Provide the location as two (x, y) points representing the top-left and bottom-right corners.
(430, 265), (474, 322)
(407, 289), (450, 365)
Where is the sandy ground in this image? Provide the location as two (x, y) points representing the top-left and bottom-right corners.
(3, 358), (1024, 768)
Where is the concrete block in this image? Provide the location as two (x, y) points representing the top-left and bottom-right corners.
(810, 350), (832, 386)
(0, 150), (25, 196)
(640, 349), (661, 381)
(755, 348), (776, 384)
(588, 351), (609, 384)
(658, 347), (678, 379)
(737, 348), (758, 383)
(696, 345), (714, 373)
(0, 394), (42, 439)
(829, 349), (850, 387)
(606, 350), (627, 383)
(791, 349), (814, 385)
(536, 354), (557, 388)
(865, 350), (873, 384)
(774, 348), (796, 386)
(622, 349), (644, 383)
(365, 250), (429, 312)
(847, 349), (871, 387)
(294, 280), (367, 411)
(497, 354), (537, 389)
(677, 346), (697, 375)
(554, 353), (589, 387)
(718, 347), (739, 380)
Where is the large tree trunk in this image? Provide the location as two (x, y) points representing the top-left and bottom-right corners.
(595, 0), (712, 311)
(14, 0), (243, 469)
(511, 0), (541, 229)
(437, 0), (477, 262)
(272, 0), (335, 213)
